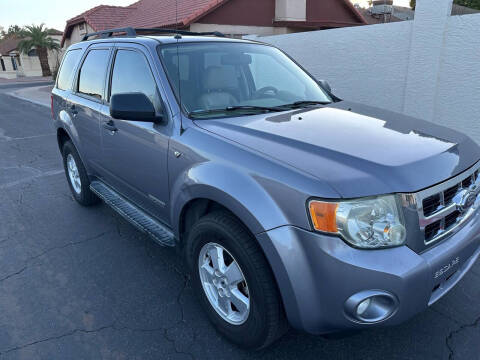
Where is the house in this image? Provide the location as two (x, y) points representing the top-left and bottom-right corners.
(0, 30), (63, 79)
(354, 2), (480, 24)
(61, 0), (367, 48)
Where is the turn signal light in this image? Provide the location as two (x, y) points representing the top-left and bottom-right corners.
(309, 201), (338, 233)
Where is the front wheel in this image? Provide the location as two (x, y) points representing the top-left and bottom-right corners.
(187, 211), (288, 349)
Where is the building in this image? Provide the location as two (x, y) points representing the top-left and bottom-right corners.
(61, 0), (367, 48)
(0, 30), (63, 79)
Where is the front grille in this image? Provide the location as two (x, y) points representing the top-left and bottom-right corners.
(422, 194), (441, 217)
(444, 210), (461, 229)
(406, 162), (480, 246)
(444, 184), (460, 204)
(425, 220), (441, 241)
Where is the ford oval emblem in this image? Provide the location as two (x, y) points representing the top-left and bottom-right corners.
(460, 192), (477, 212)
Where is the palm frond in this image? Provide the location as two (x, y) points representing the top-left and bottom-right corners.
(17, 23), (60, 54)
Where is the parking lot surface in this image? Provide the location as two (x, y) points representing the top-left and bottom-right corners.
(0, 85), (479, 359)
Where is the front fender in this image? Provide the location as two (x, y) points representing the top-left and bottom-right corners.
(171, 162), (290, 238)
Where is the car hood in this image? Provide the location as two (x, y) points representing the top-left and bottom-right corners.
(194, 101), (480, 198)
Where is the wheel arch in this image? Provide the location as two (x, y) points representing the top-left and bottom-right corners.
(57, 127), (71, 153)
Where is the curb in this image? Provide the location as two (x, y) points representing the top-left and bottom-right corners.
(7, 87), (51, 109)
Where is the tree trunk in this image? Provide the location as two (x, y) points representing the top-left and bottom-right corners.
(37, 47), (51, 77)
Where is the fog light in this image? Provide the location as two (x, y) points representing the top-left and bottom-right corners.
(356, 298), (371, 316)
(345, 290), (398, 324)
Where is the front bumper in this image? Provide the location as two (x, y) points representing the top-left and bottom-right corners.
(256, 210), (480, 334)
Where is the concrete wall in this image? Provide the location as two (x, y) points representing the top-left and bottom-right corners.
(249, 20), (413, 113)
(435, 13), (480, 141)
(247, 0), (480, 143)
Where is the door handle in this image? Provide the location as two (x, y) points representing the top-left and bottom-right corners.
(70, 104), (78, 115)
(103, 120), (118, 134)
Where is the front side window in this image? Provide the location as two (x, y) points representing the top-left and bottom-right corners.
(77, 49), (110, 100)
(57, 49), (82, 90)
(159, 42), (332, 118)
(110, 49), (161, 111)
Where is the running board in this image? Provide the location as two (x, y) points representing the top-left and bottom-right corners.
(90, 181), (175, 247)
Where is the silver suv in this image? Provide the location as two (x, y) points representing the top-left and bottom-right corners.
(52, 27), (480, 349)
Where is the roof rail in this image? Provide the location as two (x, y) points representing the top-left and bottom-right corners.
(81, 27), (225, 42)
(134, 28), (225, 38)
(81, 27), (137, 41)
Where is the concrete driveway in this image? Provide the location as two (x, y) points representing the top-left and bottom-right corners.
(0, 83), (479, 359)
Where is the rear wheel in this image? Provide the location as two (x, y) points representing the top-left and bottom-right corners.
(62, 141), (99, 206)
(187, 211), (288, 349)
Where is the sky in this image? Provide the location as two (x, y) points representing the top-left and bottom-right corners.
(0, 0), (413, 32)
(0, 0), (135, 31)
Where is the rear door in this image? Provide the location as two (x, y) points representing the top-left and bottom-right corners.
(52, 48), (83, 121)
(66, 44), (113, 174)
(98, 43), (172, 223)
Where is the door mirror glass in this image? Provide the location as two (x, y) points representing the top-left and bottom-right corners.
(110, 92), (160, 122)
(318, 80), (332, 94)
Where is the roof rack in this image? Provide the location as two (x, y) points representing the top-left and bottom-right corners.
(81, 27), (225, 42)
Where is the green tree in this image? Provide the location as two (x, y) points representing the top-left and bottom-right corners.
(454, 0), (480, 10)
(410, 0), (416, 9)
(1, 25), (23, 39)
(17, 24), (60, 77)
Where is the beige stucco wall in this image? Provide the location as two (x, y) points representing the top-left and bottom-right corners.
(190, 23), (296, 37)
(63, 23), (95, 48)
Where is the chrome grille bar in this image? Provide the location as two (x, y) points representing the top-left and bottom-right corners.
(401, 161), (480, 246)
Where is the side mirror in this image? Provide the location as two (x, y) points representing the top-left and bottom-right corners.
(318, 80), (332, 94)
(110, 92), (161, 122)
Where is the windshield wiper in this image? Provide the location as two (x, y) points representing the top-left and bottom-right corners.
(226, 105), (286, 112)
(280, 100), (332, 109)
(189, 105), (285, 118)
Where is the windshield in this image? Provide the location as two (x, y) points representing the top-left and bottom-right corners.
(158, 42), (332, 118)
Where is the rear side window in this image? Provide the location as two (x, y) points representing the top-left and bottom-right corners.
(110, 49), (161, 110)
(77, 49), (110, 100)
(57, 49), (81, 90)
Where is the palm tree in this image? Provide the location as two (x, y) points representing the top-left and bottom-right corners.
(18, 24), (60, 77)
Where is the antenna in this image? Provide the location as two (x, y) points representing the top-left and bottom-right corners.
(175, 0), (184, 134)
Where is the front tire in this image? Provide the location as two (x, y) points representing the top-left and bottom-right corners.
(187, 211), (288, 349)
(62, 141), (99, 206)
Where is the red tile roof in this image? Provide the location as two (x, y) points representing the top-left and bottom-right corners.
(62, 0), (229, 45)
(62, 0), (366, 46)
(0, 38), (21, 55)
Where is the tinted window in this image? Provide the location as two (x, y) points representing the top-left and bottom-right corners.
(110, 50), (160, 109)
(57, 49), (81, 90)
(78, 49), (110, 100)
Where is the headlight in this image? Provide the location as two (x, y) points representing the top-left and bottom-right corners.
(308, 195), (406, 249)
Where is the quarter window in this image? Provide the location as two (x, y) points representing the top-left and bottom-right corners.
(77, 49), (110, 100)
(110, 49), (160, 110)
(57, 49), (82, 90)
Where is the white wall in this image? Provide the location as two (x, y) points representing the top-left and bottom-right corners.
(247, 0), (480, 143)
(436, 14), (480, 142)
(249, 20), (413, 113)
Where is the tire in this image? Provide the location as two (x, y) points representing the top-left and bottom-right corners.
(62, 140), (99, 206)
(187, 211), (288, 349)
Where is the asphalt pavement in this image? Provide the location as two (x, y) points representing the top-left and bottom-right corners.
(0, 83), (479, 359)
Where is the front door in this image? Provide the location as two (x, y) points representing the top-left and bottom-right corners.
(99, 45), (171, 223)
